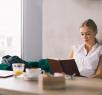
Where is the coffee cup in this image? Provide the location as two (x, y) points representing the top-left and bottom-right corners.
(25, 68), (44, 78)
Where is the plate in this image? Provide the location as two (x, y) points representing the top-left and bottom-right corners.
(23, 73), (38, 81)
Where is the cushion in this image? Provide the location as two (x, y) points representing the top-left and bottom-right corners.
(38, 59), (51, 73)
(47, 59), (63, 74)
(27, 61), (39, 68)
(0, 64), (10, 70)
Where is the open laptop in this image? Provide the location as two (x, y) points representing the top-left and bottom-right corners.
(0, 70), (13, 78)
(59, 59), (80, 76)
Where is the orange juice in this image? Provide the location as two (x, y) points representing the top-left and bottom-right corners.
(12, 63), (25, 77)
(14, 70), (23, 76)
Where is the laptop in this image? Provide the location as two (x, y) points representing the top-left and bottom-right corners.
(59, 59), (80, 76)
(0, 70), (13, 78)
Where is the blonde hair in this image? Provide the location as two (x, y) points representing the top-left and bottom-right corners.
(80, 19), (98, 34)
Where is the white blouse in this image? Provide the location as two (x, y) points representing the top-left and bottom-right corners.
(73, 43), (102, 77)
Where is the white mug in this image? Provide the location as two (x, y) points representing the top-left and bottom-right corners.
(25, 68), (44, 78)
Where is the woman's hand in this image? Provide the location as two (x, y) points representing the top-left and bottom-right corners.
(90, 55), (102, 78)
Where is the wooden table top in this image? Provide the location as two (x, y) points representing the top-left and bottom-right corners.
(0, 70), (102, 95)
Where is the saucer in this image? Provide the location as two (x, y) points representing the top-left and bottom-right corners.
(23, 73), (39, 81)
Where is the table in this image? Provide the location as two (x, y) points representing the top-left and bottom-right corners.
(0, 70), (102, 95)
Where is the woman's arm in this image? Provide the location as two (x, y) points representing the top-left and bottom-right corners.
(68, 49), (74, 59)
(90, 55), (102, 78)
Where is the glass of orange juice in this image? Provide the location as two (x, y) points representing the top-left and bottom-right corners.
(12, 63), (25, 77)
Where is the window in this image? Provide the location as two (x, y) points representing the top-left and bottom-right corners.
(0, 0), (22, 61)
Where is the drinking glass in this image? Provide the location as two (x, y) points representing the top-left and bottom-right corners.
(12, 63), (25, 77)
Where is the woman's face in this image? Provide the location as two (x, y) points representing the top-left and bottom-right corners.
(80, 26), (96, 44)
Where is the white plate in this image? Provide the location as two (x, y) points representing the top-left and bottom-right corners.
(23, 73), (38, 81)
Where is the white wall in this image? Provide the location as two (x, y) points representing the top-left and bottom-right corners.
(43, 0), (102, 59)
(23, 0), (42, 61)
(22, 0), (102, 61)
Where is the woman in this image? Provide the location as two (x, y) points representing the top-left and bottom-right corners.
(68, 19), (102, 78)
